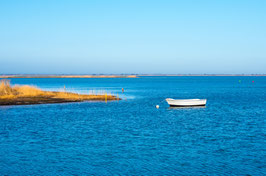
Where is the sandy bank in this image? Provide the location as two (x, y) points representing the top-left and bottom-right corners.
(0, 75), (138, 78)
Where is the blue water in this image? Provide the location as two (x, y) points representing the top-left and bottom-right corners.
(0, 76), (265, 175)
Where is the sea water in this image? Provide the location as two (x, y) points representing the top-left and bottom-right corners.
(0, 76), (265, 175)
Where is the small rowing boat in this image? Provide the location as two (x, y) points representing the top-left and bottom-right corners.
(166, 98), (207, 107)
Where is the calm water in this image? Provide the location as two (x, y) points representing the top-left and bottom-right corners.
(0, 76), (265, 175)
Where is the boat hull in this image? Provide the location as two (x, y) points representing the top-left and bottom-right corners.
(169, 104), (206, 107)
(166, 98), (207, 107)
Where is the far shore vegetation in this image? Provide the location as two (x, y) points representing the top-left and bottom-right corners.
(0, 80), (119, 106)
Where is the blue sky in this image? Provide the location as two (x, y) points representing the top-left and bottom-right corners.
(0, 0), (265, 74)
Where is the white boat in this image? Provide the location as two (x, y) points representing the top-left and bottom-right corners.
(166, 98), (207, 107)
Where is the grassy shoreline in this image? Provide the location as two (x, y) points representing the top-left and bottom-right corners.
(0, 80), (119, 106)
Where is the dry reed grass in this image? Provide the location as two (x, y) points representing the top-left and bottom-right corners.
(0, 79), (119, 105)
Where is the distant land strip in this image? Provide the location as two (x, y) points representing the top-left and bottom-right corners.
(139, 74), (266, 76)
(0, 75), (138, 78)
(0, 74), (265, 78)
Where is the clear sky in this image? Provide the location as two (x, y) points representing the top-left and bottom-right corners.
(0, 0), (265, 74)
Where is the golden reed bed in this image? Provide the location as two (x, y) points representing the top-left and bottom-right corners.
(0, 80), (119, 106)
